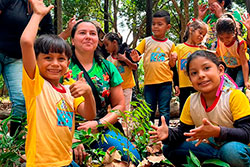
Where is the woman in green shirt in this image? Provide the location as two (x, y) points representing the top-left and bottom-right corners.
(64, 20), (141, 165)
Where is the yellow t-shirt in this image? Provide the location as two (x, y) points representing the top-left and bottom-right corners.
(175, 43), (201, 88)
(216, 36), (249, 68)
(180, 88), (250, 127)
(136, 36), (175, 85)
(107, 56), (135, 89)
(22, 66), (83, 167)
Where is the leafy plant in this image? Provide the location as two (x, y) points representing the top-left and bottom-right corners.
(73, 128), (107, 165)
(0, 116), (26, 167)
(183, 150), (230, 167)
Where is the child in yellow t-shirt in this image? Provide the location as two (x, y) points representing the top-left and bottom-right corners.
(20, 1), (96, 166)
(136, 10), (176, 125)
(216, 13), (250, 90)
(173, 19), (207, 115)
(103, 32), (137, 111)
(149, 50), (250, 167)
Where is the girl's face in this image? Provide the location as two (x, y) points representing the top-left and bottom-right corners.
(103, 38), (117, 55)
(190, 25), (207, 45)
(188, 56), (224, 96)
(71, 22), (98, 53)
(217, 32), (236, 46)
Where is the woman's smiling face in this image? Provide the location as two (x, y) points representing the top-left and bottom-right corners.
(71, 22), (99, 52)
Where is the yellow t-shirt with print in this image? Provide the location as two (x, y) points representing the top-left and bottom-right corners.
(180, 88), (250, 127)
(136, 36), (175, 85)
(216, 36), (249, 68)
(174, 43), (201, 88)
(107, 56), (135, 89)
(22, 65), (84, 167)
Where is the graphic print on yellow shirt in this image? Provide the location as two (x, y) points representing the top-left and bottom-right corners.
(175, 43), (201, 88)
(57, 99), (74, 131)
(150, 47), (167, 62)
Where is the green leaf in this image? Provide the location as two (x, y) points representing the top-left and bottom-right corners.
(161, 159), (173, 165)
(189, 150), (200, 167)
(87, 128), (91, 134)
(186, 156), (199, 167)
(72, 142), (81, 149)
(203, 159), (230, 167)
(109, 147), (116, 155)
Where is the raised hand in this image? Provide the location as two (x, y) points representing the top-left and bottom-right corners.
(241, 13), (250, 31)
(210, 2), (223, 18)
(198, 4), (208, 20)
(184, 118), (220, 147)
(130, 49), (141, 62)
(149, 116), (169, 142)
(69, 71), (92, 98)
(29, 0), (54, 16)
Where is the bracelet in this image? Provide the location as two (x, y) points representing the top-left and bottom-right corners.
(96, 120), (104, 132)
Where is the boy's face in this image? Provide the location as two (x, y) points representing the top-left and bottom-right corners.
(152, 17), (171, 39)
(37, 52), (69, 86)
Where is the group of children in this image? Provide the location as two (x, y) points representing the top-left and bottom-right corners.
(103, 8), (250, 167)
(18, 0), (250, 166)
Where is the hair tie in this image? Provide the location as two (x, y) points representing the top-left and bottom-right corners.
(187, 18), (196, 27)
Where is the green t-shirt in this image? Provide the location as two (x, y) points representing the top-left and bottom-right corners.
(65, 57), (123, 118)
(203, 10), (242, 50)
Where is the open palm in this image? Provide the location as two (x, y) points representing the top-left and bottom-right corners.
(241, 13), (250, 30)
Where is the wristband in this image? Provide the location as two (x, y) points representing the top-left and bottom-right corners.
(96, 120), (104, 132)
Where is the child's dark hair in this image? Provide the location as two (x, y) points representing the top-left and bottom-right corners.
(216, 13), (236, 35)
(34, 34), (72, 59)
(186, 50), (220, 76)
(71, 20), (104, 66)
(216, 13), (238, 43)
(104, 32), (123, 45)
(153, 10), (170, 24)
(218, 0), (232, 9)
(183, 19), (207, 42)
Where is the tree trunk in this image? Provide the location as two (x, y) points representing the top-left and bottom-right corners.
(54, 0), (62, 34)
(193, 0), (198, 18)
(104, 0), (109, 33)
(146, 0), (152, 36)
(113, 0), (118, 32)
(247, 0), (250, 14)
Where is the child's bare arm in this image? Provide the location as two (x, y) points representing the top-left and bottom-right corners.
(117, 53), (138, 70)
(20, 0), (53, 79)
(58, 16), (83, 40)
(238, 44), (250, 89)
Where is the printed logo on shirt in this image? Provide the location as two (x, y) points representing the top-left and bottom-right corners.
(223, 53), (238, 66)
(180, 52), (193, 71)
(57, 99), (74, 131)
(150, 47), (166, 62)
(117, 64), (125, 73)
